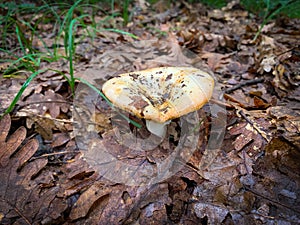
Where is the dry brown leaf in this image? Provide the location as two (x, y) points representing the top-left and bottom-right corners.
(69, 182), (110, 220)
(121, 183), (171, 224)
(51, 132), (70, 148)
(224, 89), (252, 108)
(93, 111), (112, 133)
(0, 115), (67, 224)
(201, 52), (232, 72)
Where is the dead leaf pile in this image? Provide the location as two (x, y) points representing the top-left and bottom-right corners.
(1, 0), (300, 224)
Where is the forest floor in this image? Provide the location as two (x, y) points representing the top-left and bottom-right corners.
(0, 1), (299, 224)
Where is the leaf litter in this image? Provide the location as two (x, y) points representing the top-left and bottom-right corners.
(0, 1), (300, 224)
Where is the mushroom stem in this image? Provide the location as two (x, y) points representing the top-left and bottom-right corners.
(146, 120), (171, 138)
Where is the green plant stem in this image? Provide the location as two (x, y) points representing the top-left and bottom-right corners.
(15, 26), (27, 55)
(123, 0), (130, 25)
(253, 0), (294, 41)
(104, 28), (139, 39)
(3, 69), (47, 116)
(68, 14), (90, 94)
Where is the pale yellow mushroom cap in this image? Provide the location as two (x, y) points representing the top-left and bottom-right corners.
(102, 67), (214, 123)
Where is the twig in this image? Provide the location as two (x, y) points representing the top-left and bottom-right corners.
(13, 206), (31, 225)
(209, 98), (233, 109)
(244, 186), (300, 215)
(30, 151), (78, 161)
(3, 200), (31, 225)
(238, 110), (271, 142)
(225, 78), (265, 94)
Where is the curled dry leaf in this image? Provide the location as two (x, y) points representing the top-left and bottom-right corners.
(51, 132), (70, 148)
(69, 182), (110, 220)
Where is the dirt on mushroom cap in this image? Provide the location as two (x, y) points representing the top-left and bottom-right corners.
(102, 67), (215, 123)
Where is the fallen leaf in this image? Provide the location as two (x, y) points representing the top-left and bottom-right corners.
(0, 115), (67, 224)
(51, 132), (70, 148)
(69, 182), (110, 220)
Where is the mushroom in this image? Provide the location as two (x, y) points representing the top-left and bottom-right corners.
(102, 67), (215, 138)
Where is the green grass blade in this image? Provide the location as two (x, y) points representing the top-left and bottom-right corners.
(68, 14), (90, 93)
(253, 0), (292, 40)
(61, 0), (83, 56)
(103, 28), (139, 39)
(3, 69), (47, 115)
(122, 0), (130, 25)
(15, 25), (27, 55)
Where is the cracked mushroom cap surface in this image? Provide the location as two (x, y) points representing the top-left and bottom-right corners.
(102, 67), (215, 123)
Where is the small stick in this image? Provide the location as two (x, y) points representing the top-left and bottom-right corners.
(225, 78), (265, 94)
(244, 186), (300, 215)
(209, 98), (233, 109)
(30, 151), (78, 161)
(238, 110), (271, 142)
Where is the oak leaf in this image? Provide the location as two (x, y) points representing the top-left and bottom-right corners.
(0, 115), (67, 224)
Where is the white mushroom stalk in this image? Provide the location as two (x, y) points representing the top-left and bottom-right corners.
(102, 67), (214, 137)
(146, 120), (171, 138)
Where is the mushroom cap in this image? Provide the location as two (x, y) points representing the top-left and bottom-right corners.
(102, 67), (214, 123)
